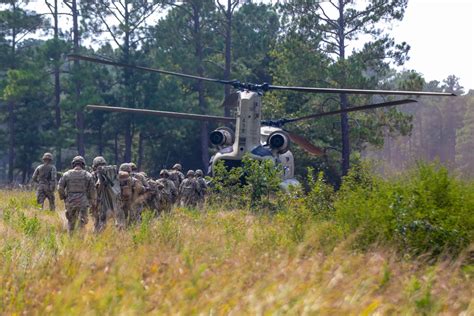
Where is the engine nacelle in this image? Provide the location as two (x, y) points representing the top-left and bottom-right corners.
(210, 127), (235, 147)
(268, 131), (290, 154)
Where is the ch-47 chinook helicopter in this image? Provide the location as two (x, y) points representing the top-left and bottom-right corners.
(69, 54), (455, 189)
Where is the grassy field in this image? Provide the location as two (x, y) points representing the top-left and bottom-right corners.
(0, 188), (472, 315)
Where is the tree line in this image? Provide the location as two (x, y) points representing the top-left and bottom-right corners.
(1, 0), (472, 185)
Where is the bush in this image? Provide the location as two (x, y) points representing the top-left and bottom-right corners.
(208, 155), (282, 210)
(333, 162), (474, 257)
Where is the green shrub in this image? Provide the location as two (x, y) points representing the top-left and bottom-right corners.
(17, 212), (41, 237)
(333, 162), (474, 257)
(305, 168), (335, 219)
(208, 154), (282, 210)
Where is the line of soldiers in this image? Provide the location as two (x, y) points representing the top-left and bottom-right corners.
(32, 153), (208, 233)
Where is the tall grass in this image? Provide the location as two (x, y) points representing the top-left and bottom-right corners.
(0, 164), (472, 314)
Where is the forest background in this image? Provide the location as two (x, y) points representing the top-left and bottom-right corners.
(0, 0), (473, 185)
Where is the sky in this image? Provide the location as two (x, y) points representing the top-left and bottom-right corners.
(26, 0), (474, 92)
(389, 0), (474, 92)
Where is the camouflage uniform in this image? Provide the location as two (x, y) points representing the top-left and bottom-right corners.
(157, 169), (178, 214)
(195, 169), (207, 207)
(58, 156), (96, 233)
(140, 172), (164, 216)
(92, 156), (120, 232)
(130, 163), (150, 190)
(118, 169), (145, 226)
(169, 163), (185, 191)
(32, 153), (57, 211)
(129, 163), (149, 218)
(179, 170), (201, 208)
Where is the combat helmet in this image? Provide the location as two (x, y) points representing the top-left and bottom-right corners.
(129, 162), (138, 171)
(160, 169), (169, 177)
(195, 169), (203, 177)
(42, 152), (53, 161)
(172, 163), (182, 171)
(119, 163), (132, 173)
(92, 156), (107, 168)
(71, 156), (86, 167)
(186, 170), (195, 177)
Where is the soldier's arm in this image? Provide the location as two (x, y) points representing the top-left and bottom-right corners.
(87, 174), (98, 207)
(195, 181), (202, 194)
(32, 166), (40, 183)
(57, 173), (67, 200)
(178, 181), (183, 196)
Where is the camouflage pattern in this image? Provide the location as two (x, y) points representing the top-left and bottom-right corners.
(119, 163), (132, 173)
(157, 170), (178, 213)
(58, 163), (96, 233)
(179, 172), (200, 208)
(118, 171), (145, 226)
(127, 164), (148, 217)
(169, 168), (185, 190)
(92, 156), (107, 168)
(92, 163), (120, 232)
(145, 178), (164, 216)
(195, 169), (207, 207)
(32, 155), (57, 211)
(42, 152), (53, 160)
(132, 170), (150, 191)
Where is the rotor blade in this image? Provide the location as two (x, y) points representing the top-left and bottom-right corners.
(87, 105), (235, 123)
(69, 54), (231, 85)
(285, 99), (418, 124)
(268, 85), (456, 96)
(286, 131), (325, 156)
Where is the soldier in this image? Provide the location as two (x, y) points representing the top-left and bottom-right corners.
(179, 170), (200, 208)
(32, 152), (57, 211)
(91, 156), (119, 232)
(156, 169), (177, 214)
(117, 168), (145, 226)
(140, 171), (164, 216)
(129, 162), (149, 217)
(195, 169), (207, 208)
(58, 156), (96, 234)
(130, 163), (150, 191)
(169, 163), (185, 190)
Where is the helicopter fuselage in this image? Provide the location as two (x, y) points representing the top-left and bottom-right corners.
(209, 91), (300, 189)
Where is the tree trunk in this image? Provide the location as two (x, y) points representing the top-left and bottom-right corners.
(122, 3), (133, 163)
(114, 132), (119, 165)
(223, 1), (232, 118)
(53, 0), (62, 169)
(124, 119), (133, 163)
(192, 3), (209, 170)
(137, 131), (144, 170)
(76, 109), (85, 155)
(338, 0), (350, 176)
(98, 119), (103, 155)
(8, 101), (15, 183)
(8, 21), (17, 183)
(72, 0), (85, 156)
(339, 93), (350, 176)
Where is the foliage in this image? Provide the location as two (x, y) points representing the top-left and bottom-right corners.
(208, 155), (282, 210)
(0, 0), (472, 190)
(334, 162), (474, 257)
